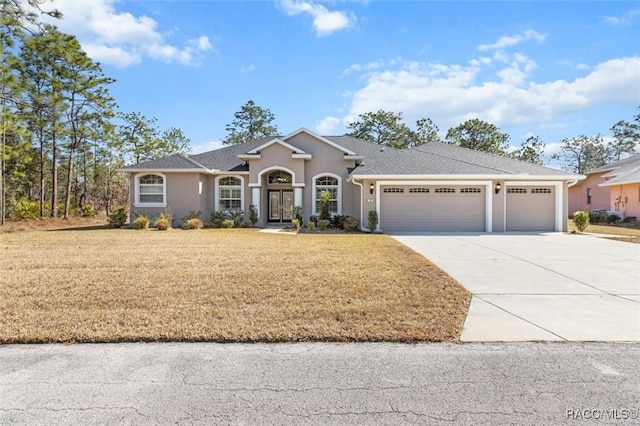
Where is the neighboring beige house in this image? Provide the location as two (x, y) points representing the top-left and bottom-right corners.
(122, 128), (580, 232)
(568, 154), (640, 219)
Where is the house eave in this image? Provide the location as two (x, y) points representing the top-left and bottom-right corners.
(350, 173), (583, 181)
(598, 179), (640, 187)
(237, 154), (261, 160)
(118, 168), (213, 174)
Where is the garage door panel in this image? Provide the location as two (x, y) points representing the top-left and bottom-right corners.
(381, 186), (485, 232)
(506, 186), (555, 231)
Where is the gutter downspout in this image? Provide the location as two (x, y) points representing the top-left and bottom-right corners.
(350, 176), (366, 232)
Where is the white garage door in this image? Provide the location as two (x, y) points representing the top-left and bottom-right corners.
(506, 186), (555, 231)
(380, 185), (485, 232)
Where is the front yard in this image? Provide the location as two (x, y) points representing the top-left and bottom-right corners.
(569, 221), (640, 244)
(0, 228), (470, 343)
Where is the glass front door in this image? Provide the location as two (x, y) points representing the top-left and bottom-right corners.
(268, 190), (294, 222)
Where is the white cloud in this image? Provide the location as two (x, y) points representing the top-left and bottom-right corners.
(346, 55), (640, 133)
(241, 64), (256, 74)
(314, 116), (341, 134)
(279, 0), (356, 36)
(191, 140), (225, 154)
(477, 29), (546, 51)
(602, 9), (640, 25)
(44, 0), (212, 67)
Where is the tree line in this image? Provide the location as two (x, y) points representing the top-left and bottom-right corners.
(1, 1), (190, 223)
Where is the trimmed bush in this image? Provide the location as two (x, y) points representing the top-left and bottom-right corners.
(107, 207), (128, 228)
(155, 218), (170, 230)
(291, 218), (301, 231)
(319, 191), (331, 221)
(248, 205), (258, 226)
(589, 211), (607, 224)
(133, 216), (150, 229)
(331, 214), (346, 229)
(222, 219), (234, 228)
(182, 210), (202, 222)
(183, 218), (204, 230)
(229, 210), (244, 227)
(209, 210), (226, 228)
(573, 211), (589, 232)
(367, 210), (378, 233)
(308, 221), (316, 231)
(318, 219), (330, 230)
(343, 216), (360, 232)
(607, 214), (620, 224)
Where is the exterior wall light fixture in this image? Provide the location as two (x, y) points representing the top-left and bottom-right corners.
(369, 182), (375, 194)
(495, 182), (502, 194)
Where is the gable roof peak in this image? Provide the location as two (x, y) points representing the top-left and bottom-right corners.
(283, 128), (358, 156)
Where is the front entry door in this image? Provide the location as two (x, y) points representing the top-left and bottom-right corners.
(269, 190), (294, 222)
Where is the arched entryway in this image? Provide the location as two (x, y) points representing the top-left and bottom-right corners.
(267, 170), (294, 222)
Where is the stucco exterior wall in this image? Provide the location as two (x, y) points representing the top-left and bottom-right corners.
(609, 184), (640, 219)
(568, 173), (610, 215)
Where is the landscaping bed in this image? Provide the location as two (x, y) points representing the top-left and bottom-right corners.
(0, 228), (470, 343)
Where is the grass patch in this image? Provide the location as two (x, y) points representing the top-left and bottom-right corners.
(0, 229), (470, 343)
(568, 222), (640, 244)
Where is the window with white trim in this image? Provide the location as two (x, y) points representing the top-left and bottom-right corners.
(507, 188), (527, 194)
(435, 188), (456, 193)
(268, 170), (292, 184)
(460, 188), (481, 193)
(383, 187), (404, 193)
(136, 174), (165, 206)
(409, 188), (430, 193)
(315, 176), (339, 214)
(219, 176), (242, 211)
(532, 188), (552, 194)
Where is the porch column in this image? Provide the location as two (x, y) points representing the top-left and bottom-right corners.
(251, 187), (261, 218)
(294, 187), (303, 208)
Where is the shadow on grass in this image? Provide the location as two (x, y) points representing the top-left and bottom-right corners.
(47, 224), (115, 232)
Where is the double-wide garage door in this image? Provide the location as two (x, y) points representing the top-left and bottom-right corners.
(380, 185), (485, 232)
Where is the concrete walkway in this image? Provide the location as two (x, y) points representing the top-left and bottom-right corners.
(391, 233), (640, 342)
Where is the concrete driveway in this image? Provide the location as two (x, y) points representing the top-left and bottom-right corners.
(391, 233), (640, 342)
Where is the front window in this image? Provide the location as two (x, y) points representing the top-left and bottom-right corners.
(137, 174), (165, 205)
(219, 176), (242, 211)
(268, 170), (292, 184)
(315, 176), (339, 214)
(587, 188), (592, 204)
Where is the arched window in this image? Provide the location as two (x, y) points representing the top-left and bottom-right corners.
(313, 174), (341, 215)
(268, 170), (292, 184)
(135, 173), (166, 207)
(217, 176), (243, 211)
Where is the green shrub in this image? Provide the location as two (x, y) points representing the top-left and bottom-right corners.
(133, 216), (150, 230)
(209, 210), (226, 228)
(367, 210), (378, 233)
(107, 206), (128, 228)
(308, 215), (318, 226)
(589, 211), (607, 224)
(248, 205), (259, 226)
(318, 219), (330, 230)
(294, 206), (303, 223)
(229, 210), (244, 227)
(343, 216), (360, 232)
(222, 219), (234, 228)
(182, 210), (202, 223)
(319, 191), (331, 221)
(573, 211), (589, 232)
(78, 205), (97, 217)
(239, 220), (250, 228)
(308, 221), (316, 231)
(291, 218), (301, 231)
(607, 214), (620, 224)
(183, 218), (204, 230)
(330, 214), (345, 228)
(155, 218), (170, 230)
(13, 198), (39, 220)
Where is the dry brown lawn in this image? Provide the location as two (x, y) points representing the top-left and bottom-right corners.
(568, 222), (640, 244)
(0, 228), (470, 343)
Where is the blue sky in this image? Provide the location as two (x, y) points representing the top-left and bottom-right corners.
(44, 1), (640, 157)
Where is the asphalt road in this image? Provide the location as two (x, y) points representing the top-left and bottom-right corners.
(1, 342), (638, 425)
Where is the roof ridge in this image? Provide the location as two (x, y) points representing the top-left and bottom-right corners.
(180, 153), (209, 170)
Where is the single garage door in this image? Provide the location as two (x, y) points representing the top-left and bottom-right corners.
(506, 186), (555, 231)
(380, 185), (485, 232)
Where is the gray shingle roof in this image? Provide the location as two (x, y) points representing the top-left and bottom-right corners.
(587, 153), (640, 174)
(122, 134), (576, 177)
